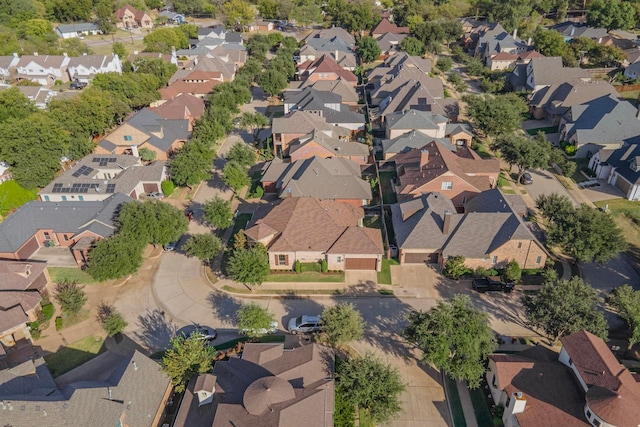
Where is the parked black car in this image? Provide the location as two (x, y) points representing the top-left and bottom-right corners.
(70, 81), (87, 90)
(472, 276), (514, 293)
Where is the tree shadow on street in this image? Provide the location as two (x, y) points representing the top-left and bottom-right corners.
(134, 309), (177, 352)
(279, 296), (326, 330)
(206, 291), (243, 327)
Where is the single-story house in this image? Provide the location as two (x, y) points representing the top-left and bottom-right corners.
(159, 10), (186, 25)
(245, 197), (383, 271)
(55, 23), (101, 39)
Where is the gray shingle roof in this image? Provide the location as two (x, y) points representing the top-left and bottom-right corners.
(601, 143), (640, 185)
(529, 80), (617, 117)
(382, 131), (453, 156)
(0, 193), (133, 252)
(127, 109), (191, 152)
(528, 57), (590, 89)
(385, 109), (448, 130)
(56, 23), (100, 33)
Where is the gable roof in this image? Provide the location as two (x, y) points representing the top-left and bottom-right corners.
(261, 156), (372, 201)
(56, 23), (100, 34)
(304, 27), (355, 46)
(0, 193), (133, 253)
(290, 79), (359, 104)
(376, 32), (407, 53)
(291, 129), (370, 158)
(0, 260), (49, 292)
(463, 187), (528, 216)
(529, 80), (617, 117)
(283, 87), (365, 126)
(549, 22), (608, 40)
(150, 93), (205, 120)
(527, 57), (591, 89)
(115, 4), (149, 21)
(603, 143), (640, 185)
(16, 54), (68, 69)
(371, 18), (409, 36)
(298, 54), (357, 83)
(272, 110), (349, 137)
(385, 109), (448, 130)
(0, 291), (41, 332)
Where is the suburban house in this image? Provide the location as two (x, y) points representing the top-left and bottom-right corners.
(159, 10), (186, 24)
(624, 60), (640, 79)
(0, 53), (20, 81)
(381, 123), (474, 161)
(486, 50), (544, 71)
(0, 350), (172, 427)
(528, 80), (618, 123)
(296, 54), (358, 86)
(288, 79), (360, 105)
(161, 56), (235, 99)
(366, 52), (432, 91)
(39, 154), (166, 202)
(474, 22), (530, 65)
(96, 108), (191, 160)
(271, 110), (351, 157)
(0, 193), (133, 266)
(115, 4), (153, 29)
(260, 156), (372, 206)
(384, 109), (449, 139)
(15, 54), (71, 85)
(391, 190), (547, 267)
(15, 86), (58, 109)
(304, 27), (355, 49)
(55, 22), (101, 39)
(297, 42), (357, 71)
(548, 22), (608, 42)
(589, 143), (640, 200)
(149, 92), (206, 124)
(371, 17), (409, 38)
(66, 54), (123, 83)
(289, 129), (370, 164)
(393, 139), (500, 207)
(247, 20), (274, 32)
(558, 94), (640, 157)
(0, 290), (42, 348)
(174, 343), (335, 427)
(283, 87), (365, 131)
(486, 330), (640, 427)
(245, 198), (383, 271)
(509, 56), (591, 92)
(198, 25), (226, 40)
(375, 32), (408, 59)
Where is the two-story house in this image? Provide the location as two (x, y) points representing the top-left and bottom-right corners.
(67, 54), (122, 83)
(296, 54), (358, 86)
(115, 4), (153, 29)
(15, 54), (71, 86)
(283, 87), (365, 131)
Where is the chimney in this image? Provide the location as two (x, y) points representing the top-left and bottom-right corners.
(443, 210), (452, 234)
(507, 391), (526, 414)
(131, 145), (139, 157)
(335, 50), (339, 61)
(420, 149), (429, 168)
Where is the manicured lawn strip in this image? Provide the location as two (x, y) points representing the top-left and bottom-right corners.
(48, 267), (98, 284)
(266, 271), (345, 282)
(594, 198), (640, 213)
(246, 171), (262, 198)
(44, 335), (106, 377)
(569, 158), (590, 183)
(377, 258), (399, 285)
(221, 285), (341, 295)
(444, 376), (467, 427)
(226, 213), (253, 246)
(468, 385), (494, 426)
(525, 126), (558, 135)
(363, 215), (381, 229)
(474, 143), (492, 159)
(214, 334), (285, 351)
(379, 171), (398, 205)
(0, 181), (38, 216)
(59, 310), (91, 329)
(594, 199), (640, 270)
(358, 409), (375, 427)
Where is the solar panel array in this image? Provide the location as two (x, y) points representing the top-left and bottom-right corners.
(92, 157), (117, 167)
(52, 183), (101, 193)
(71, 165), (94, 178)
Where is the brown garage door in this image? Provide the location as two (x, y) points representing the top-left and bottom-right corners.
(404, 252), (438, 264)
(17, 236), (39, 260)
(143, 183), (159, 193)
(345, 258), (377, 270)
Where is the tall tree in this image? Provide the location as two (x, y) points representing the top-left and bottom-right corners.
(523, 276), (608, 342)
(54, 281), (87, 315)
(0, 87), (36, 123)
(182, 233), (223, 263)
(227, 243), (270, 287)
(227, 140), (257, 167)
(86, 235), (145, 280)
(403, 294), (497, 387)
(222, 0), (254, 27)
(290, 0), (322, 27)
(117, 200), (189, 246)
(463, 93), (527, 138)
(320, 303), (365, 346)
(237, 303), (276, 337)
(494, 133), (550, 182)
(400, 37), (425, 56)
(239, 113), (269, 144)
(356, 35), (381, 63)
(132, 57), (178, 87)
(257, 69), (288, 96)
(607, 285), (640, 350)
(203, 196), (234, 229)
(222, 161), (250, 193)
(587, 0), (636, 31)
(162, 334), (217, 393)
(336, 354), (405, 424)
(169, 140), (214, 187)
(143, 27), (189, 53)
(96, 303), (128, 336)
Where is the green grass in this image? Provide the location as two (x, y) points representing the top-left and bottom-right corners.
(474, 143), (492, 159)
(358, 409), (376, 427)
(569, 158), (590, 183)
(59, 310), (90, 329)
(379, 171), (398, 205)
(525, 126), (558, 135)
(444, 376), (467, 427)
(44, 335), (106, 377)
(221, 285), (342, 295)
(618, 90), (640, 106)
(266, 271), (345, 282)
(363, 215), (381, 229)
(48, 267), (98, 284)
(227, 213), (252, 245)
(377, 258), (399, 285)
(246, 170), (262, 199)
(468, 385), (494, 426)
(0, 180), (38, 217)
(214, 334), (285, 351)
(497, 173), (509, 189)
(594, 198), (640, 213)
(82, 30), (145, 56)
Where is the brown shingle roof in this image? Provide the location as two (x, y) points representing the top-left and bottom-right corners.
(371, 18), (409, 35)
(0, 260), (48, 292)
(299, 54), (357, 83)
(328, 227), (383, 254)
(150, 93), (205, 121)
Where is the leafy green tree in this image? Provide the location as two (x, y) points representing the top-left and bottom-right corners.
(523, 276), (608, 342)
(290, 0), (323, 27)
(60, 37), (93, 56)
(96, 303), (128, 336)
(536, 194), (626, 263)
(336, 354), (405, 424)
(532, 27), (570, 59)
(86, 235), (145, 281)
(227, 141), (257, 167)
(237, 303), (276, 337)
(239, 113), (269, 143)
(162, 334), (217, 393)
(222, 161), (251, 193)
(54, 281), (87, 315)
(172, 0), (216, 15)
(443, 255), (468, 280)
(92, 72), (162, 109)
(169, 140), (214, 187)
(143, 27), (189, 53)
(436, 57), (453, 72)
(228, 243), (270, 287)
(336, 0), (377, 33)
(0, 87), (36, 123)
(356, 35), (381, 63)
(95, 0), (116, 33)
(258, 0), (278, 19)
(145, 0), (164, 9)
(117, 200), (189, 246)
(587, 0), (635, 31)
(414, 21), (446, 48)
(320, 303), (365, 346)
(182, 234), (223, 263)
(404, 295), (498, 388)
(203, 196), (234, 229)
(503, 259), (521, 283)
(223, 0), (254, 27)
(607, 285), (640, 350)
(258, 69), (288, 96)
(246, 34), (272, 60)
(48, 0), (93, 23)
(132, 57), (178, 87)
(400, 37), (424, 56)
(138, 147), (157, 162)
(113, 41), (127, 59)
(495, 133), (550, 182)
(463, 93), (527, 137)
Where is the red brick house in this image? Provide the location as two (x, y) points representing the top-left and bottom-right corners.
(297, 54), (358, 86)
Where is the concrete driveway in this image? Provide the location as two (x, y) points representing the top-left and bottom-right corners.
(523, 168), (578, 206)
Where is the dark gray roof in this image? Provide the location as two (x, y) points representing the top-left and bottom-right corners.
(56, 23), (100, 33)
(127, 109), (191, 152)
(225, 32), (242, 43)
(548, 22), (608, 40)
(529, 81), (618, 117)
(382, 131), (453, 156)
(601, 143), (640, 185)
(0, 358), (59, 398)
(284, 87), (342, 108)
(0, 193), (133, 252)
(528, 57), (590, 89)
(463, 188), (528, 216)
(385, 109), (448, 130)
(307, 35), (352, 53)
(391, 193), (457, 250)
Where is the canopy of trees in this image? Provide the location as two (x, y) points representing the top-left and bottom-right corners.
(463, 93), (527, 138)
(162, 333), (217, 393)
(607, 285), (640, 350)
(237, 303), (276, 338)
(227, 243), (270, 288)
(320, 303), (365, 346)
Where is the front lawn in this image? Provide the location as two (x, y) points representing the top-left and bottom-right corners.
(44, 335), (106, 377)
(48, 267), (98, 284)
(0, 180), (38, 217)
(595, 199), (640, 270)
(444, 376), (467, 427)
(468, 384), (494, 426)
(226, 213), (252, 245)
(474, 142), (492, 159)
(569, 158), (590, 183)
(377, 258), (399, 285)
(266, 271), (345, 282)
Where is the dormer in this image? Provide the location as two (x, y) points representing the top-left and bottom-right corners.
(194, 373), (216, 407)
(631, 156), (640, 172)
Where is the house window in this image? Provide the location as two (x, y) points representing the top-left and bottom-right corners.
(518, 242), (522, 249)
(536, 256), (542, 264)
(491, 374), (497, 388)
(492, 255), (498, 264)
(461, 196), (466, 204)
(44, 232), (51, 240)
(441, 182), (453, 190)
(64, 235), (69, 241)
(44, 195), (50, 201)
(278, 254), (286, 265)
(593, 420), (601, 427)
(337, 256), (342, 262)
(586, 409), (591, 418)
(61, 195), (67, 201)
(124, 135), (133, 141)
(569, 358), (573, 366)
(78, 196), (83, 201)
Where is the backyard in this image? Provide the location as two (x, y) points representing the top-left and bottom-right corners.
(594, 198), (640, 270)
(44, 335), (106, 377)
(379, 171), (398, 205)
